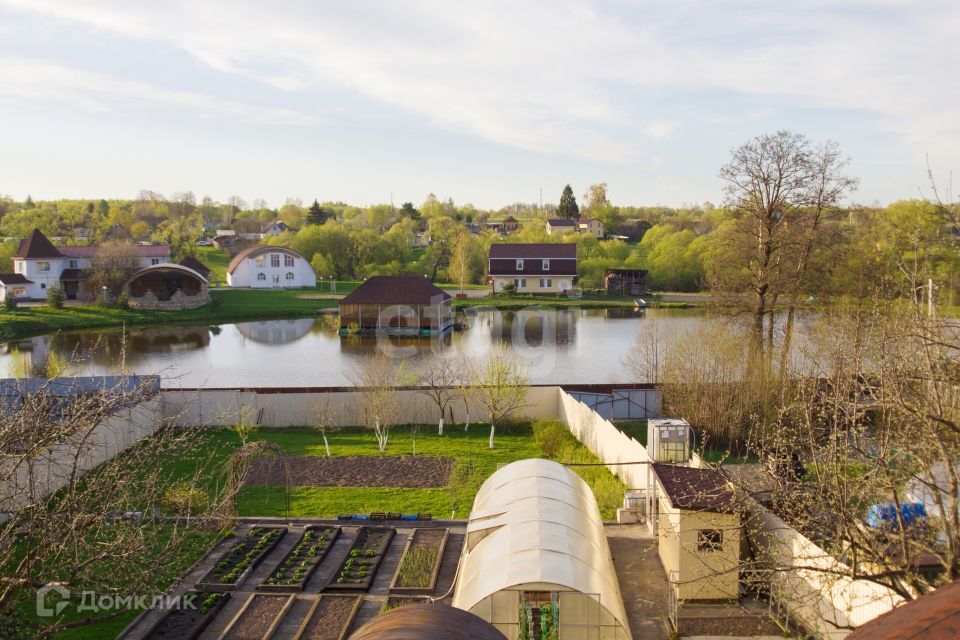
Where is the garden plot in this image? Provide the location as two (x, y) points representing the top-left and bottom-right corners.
(325, 527), (396, 591)
(258, 526), (341, 592)
(218, 593), (293, 639)
(389, 528), (449, 595)
(143, 591), (230, 640)
(197, 527), (287, 591)
(244, 455), (454, 488)
(293, 595), (363, 640)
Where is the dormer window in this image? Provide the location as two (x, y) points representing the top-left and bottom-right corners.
(516, 259), (524, 270)
(542, 259), (550, 270)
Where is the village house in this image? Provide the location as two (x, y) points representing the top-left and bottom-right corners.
(501, 215), (520, 233)
(1, 228), (170, 301)
(261, 220), (290, 237)
(226, 245), (316, 288)
(546, 218), (578, 235)
(487, 243), (578, 295)
(579, 217), (605, 238)
(338, 275), (453, 335)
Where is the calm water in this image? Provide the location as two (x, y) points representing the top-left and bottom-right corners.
(0, 308), (718, 387)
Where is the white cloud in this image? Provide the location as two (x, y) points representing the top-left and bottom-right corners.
(0, 0), (958, 165)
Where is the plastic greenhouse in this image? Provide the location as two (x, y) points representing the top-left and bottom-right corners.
(452, 459), (632, 640)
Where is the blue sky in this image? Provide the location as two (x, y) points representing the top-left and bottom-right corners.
(0, 0), (957, 209)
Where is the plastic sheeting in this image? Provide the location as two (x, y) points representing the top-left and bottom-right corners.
(453, 458), (630, 637)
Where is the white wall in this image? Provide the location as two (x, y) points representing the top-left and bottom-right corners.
(227, 250), (316, 288)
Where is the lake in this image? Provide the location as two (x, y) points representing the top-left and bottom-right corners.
(0, 308), (719, 387)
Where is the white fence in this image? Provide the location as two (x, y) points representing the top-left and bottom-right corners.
(0, 397), (163, 513)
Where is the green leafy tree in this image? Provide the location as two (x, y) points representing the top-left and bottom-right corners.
(556, 184), (580, 220)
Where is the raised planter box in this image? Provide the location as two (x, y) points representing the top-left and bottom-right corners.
(258, 526), (341, 592)
(293, 595), (363, 640)
(380, 596), (426, 614)
(325, 526), (395, 592)
(197, 526), (287, 591)
(216, 593), (294, 640)
(143, 591), (231, 640)
(388, 528), (449, 595)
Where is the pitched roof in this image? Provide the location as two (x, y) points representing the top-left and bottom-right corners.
(847, 580), (960, 639)
(340, 276), (452, 305)
(653, 463), (738, 513)
(547, 218), (577, 227)
(0, 274), (33, 284)
(226, 245), (305, 274)
(16, 229), (63, 259)
(179, 256), (211, 277)
(59, 269), (90, 281)
(489, 243), (577, 259)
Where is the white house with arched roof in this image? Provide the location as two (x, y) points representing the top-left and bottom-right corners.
(226, 246), (316, 288)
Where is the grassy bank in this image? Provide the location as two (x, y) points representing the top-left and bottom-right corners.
(453, 294), (638, 310)
(0, 288), (347, 341)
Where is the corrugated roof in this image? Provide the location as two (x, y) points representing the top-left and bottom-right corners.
(226, 245), (305, 274)
(340, 276), (452, 305)
(653, 463), (737, 513)
(16, 229), (63, 259)
(488, 244), (577, 259)
(847, 580), (960, 639)
(547, 219), (577, 227)
(0, 274), (33, 284)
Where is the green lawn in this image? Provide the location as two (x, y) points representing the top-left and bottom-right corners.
(156, 421), (625, 520)
(194, 246), (230, 285)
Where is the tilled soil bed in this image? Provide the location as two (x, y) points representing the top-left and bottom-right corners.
(245, 456), (453, 488)
(296, 596), (361, 640)
(223, 594), (290, 640)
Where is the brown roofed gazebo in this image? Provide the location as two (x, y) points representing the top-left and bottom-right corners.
(339, 276), (453, 336)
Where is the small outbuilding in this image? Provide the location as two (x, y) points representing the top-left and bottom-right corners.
(453, 458), (632, 640)
(651, 463), (740, 601)
(123, 264), (210, 310)
(604, 269), (647, 296)
(348, 604), (507, 640)
(338, 276), (453, 336)
(178, 256), (211, 280)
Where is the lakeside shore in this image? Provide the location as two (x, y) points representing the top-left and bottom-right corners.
(0, 288), (698, 342)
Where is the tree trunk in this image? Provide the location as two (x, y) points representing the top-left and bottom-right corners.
(488, 423), (496, 449)
(323, 434), (331, 458)
(438, 417), (444, 436)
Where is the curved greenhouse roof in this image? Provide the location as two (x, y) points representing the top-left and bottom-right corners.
(452, 458), (630, 637)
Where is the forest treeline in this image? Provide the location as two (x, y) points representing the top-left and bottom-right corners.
(1, 169), (957, 296)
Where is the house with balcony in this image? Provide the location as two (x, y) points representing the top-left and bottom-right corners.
(487, 243), (578, 295)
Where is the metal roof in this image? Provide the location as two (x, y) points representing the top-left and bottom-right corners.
(488, 243), (577, 259)
(452, 458), (630, 636)
(340, 276), (452, 305)
(653, 463), (738, 513)
(16, 229), (63, 258)
(0, 274), (33, 284)
(226, 245), (307, 274)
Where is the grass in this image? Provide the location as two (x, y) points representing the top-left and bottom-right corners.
(147, 421), (626, 520)
(194, 246), (230, 285)
(394, 545), (440, 588)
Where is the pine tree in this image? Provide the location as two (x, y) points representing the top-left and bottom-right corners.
(556, 184), (579, 220)
(307, 199), (327, 226)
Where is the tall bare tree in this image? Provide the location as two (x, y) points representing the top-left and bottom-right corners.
(416, 357), (464, 436)
(349, 355), (403, 452)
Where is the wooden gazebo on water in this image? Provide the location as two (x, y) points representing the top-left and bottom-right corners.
(338, 276), (453, 336)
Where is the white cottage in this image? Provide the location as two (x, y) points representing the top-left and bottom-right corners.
(226, 245), (316, 288)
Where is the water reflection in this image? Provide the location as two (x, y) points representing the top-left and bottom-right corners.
(236, 318), (316, 345)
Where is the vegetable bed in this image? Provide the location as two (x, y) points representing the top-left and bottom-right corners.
(218, 593), (294, 640)
(389, 528), (448, 595)
(325, 527), (395, 591)
(197, 526), (286, 591)
(293, 595), (363, 640)
(258, 525), (341, 592)
(143, 591), (230, 640)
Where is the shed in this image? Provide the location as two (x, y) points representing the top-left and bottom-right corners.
(652, 463), (741, 601)
(348, 604), (507, 640)
(178, 256), (211, 280)
(604, 269), (647, 296)
(452, 458), (632, 640)
(338, 276), (453, 336)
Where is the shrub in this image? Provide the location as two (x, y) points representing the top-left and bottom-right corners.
(162, 481), (207, 515)
(3, 291), (16, 310)
(46, 284), (65, 309)
(533, 421), (569, 458)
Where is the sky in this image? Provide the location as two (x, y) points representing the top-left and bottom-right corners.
(0, 0), (957, 210)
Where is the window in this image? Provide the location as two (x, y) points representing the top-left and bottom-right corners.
(151, 258), (160, 265)
(37, 261), (50, 272)
(539, 278), (552, 288)
(14, 260), (22, 274)
(542, 259), (550, 270)
(41, 283), (46, 289)
(255, 256), (266, 268)
(11, 287), (25, 297)
(514, 278), (526, 289)
(284, 254), (295, 267)
(271, 254), (280, 267)
(697, 529), (723, 552)
(69, 260), (78, 269)
(516, 259), (524, 270)
(286, 272), (295, 280)
(257, 272), (266, 281)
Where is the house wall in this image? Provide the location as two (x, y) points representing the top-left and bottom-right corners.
(491, 275), (575, 294)
(13, 257), (61, 298)
(227, 251), (316, 288)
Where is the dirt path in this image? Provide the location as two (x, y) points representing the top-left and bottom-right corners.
(245, 455), (454, 488)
